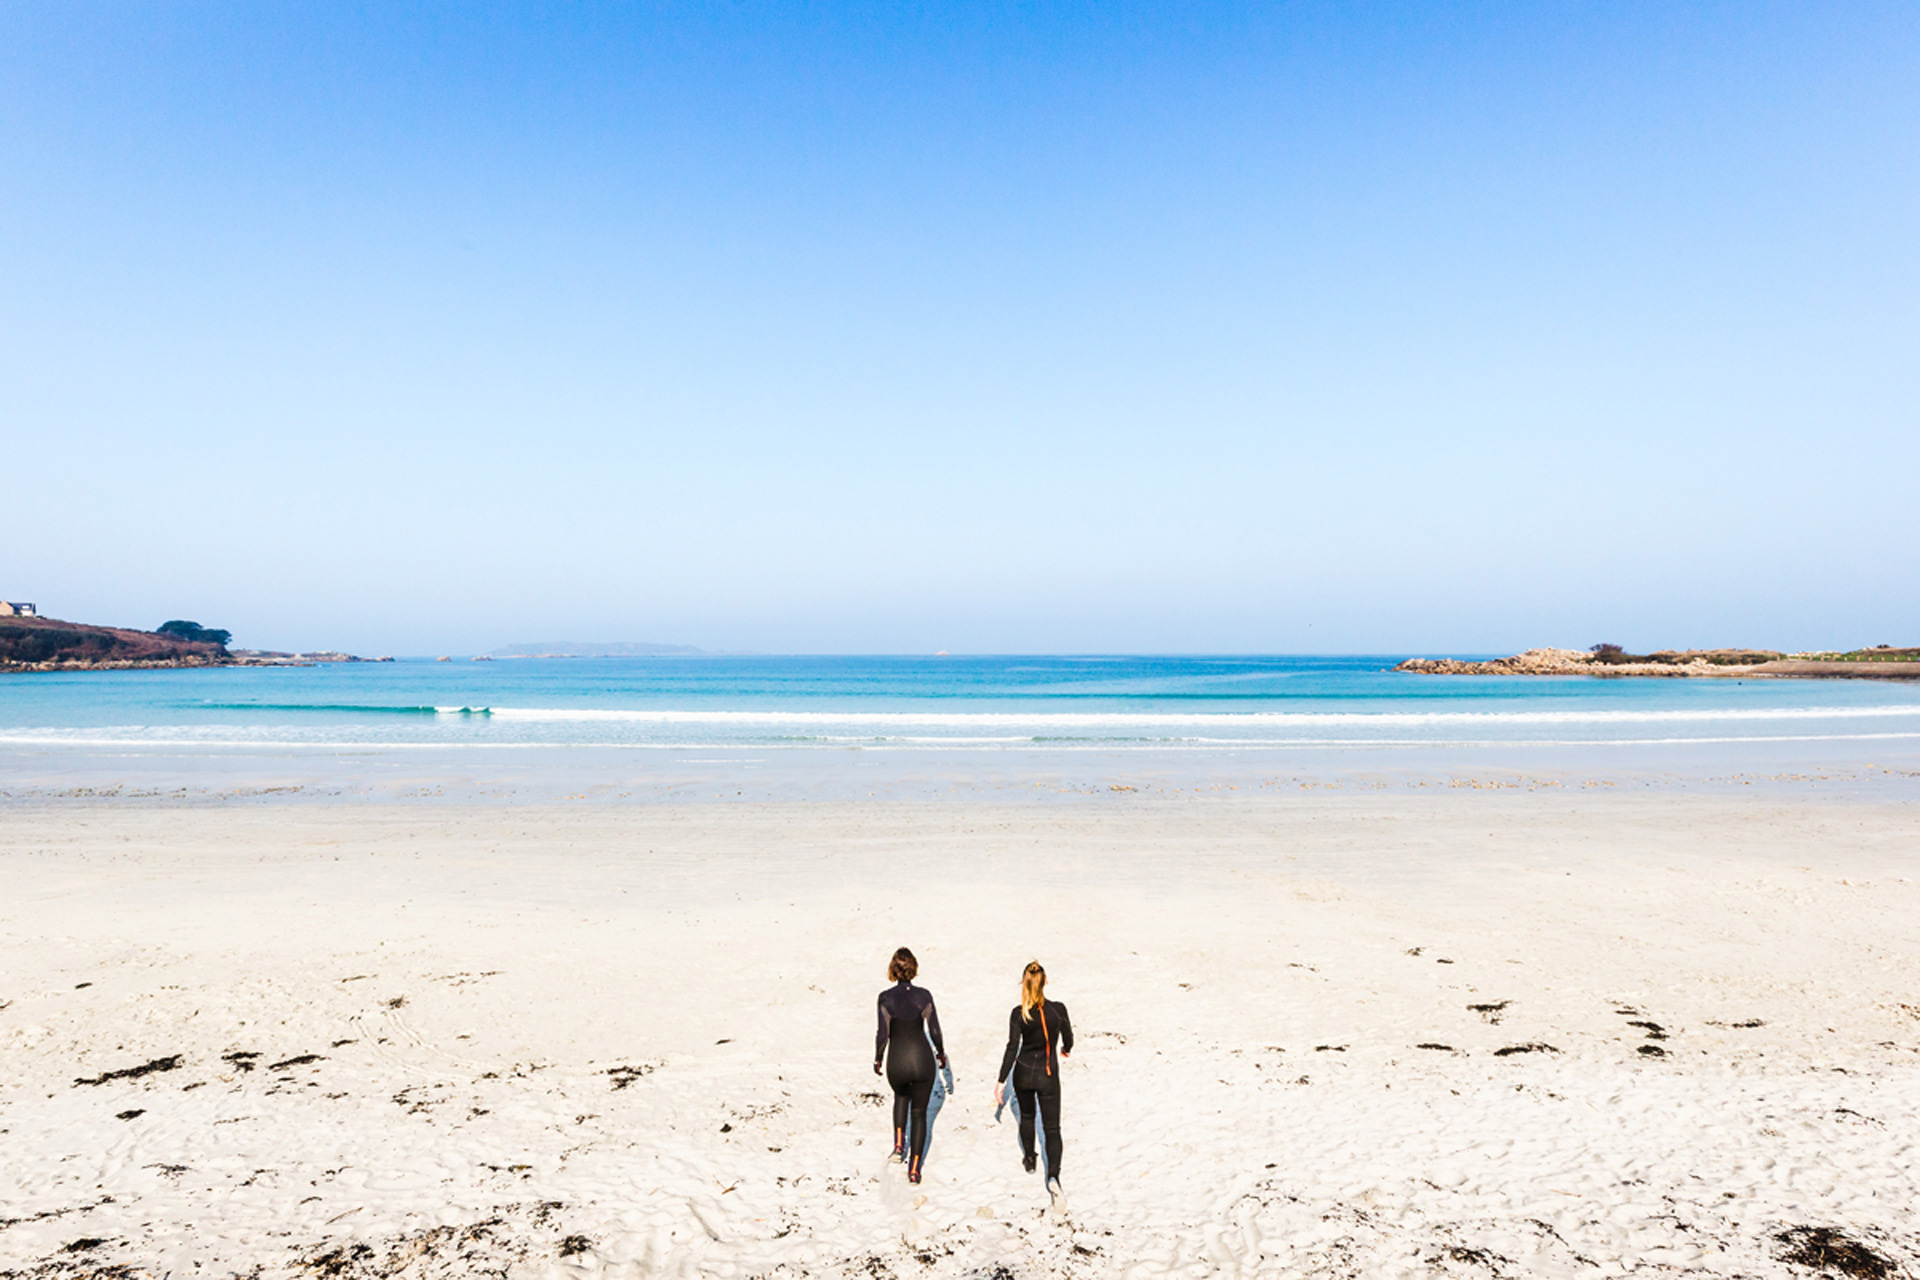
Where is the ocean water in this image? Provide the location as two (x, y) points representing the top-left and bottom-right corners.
(4, 655), (1919, 799)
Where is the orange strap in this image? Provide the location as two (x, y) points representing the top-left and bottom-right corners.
(1041, 1005), (1052, 1076)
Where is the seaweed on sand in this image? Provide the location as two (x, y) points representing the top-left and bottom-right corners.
(1774, 1226), (1899, 1279)
(605, 1064), (654, 1091)
(299, 1217), (509, 1278)
(73, 1055), (181, 1086)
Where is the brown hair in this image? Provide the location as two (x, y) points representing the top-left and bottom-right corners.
(1020, 960), (1046, 1022)
(888, 947), (918, 982)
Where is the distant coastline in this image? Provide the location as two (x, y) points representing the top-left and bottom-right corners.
(487, 641), (708, 658)
(1396, 646), (1920, 679)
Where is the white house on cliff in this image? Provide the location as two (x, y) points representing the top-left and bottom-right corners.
(0, 602), (38, 617)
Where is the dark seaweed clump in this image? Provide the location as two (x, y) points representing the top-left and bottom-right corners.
(303, 1241), (375, 1276)
(74, 1055), (182, 1086)
(1774, 1226), (1898, 1279)
(1493, 1043), (1559, 1057)
(605, 1064), (653, 1091)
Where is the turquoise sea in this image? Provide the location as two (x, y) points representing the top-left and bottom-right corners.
(4, 655), (1919, 799)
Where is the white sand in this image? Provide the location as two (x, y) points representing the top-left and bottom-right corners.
(2, 792), (1918, 1278)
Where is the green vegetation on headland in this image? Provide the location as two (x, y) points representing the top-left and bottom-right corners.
(156, 619), (233, 646)
(1397, 644), (1920, 679)
(1585, 644), (1785, 667)
(1790, 647), (1920, 663)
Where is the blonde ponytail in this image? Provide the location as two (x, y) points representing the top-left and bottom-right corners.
(1020, 961), (1047, 1023)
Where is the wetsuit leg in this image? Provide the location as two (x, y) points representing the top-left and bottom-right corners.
(902, 1076), (933, 1160)
(1034, 1084), (1063, 1176)
(887, 1033), (935, 1167)
(1015, 1080), (1063, 1176)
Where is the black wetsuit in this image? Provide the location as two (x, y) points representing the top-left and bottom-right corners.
(875, 980), (946, 1165)
(998, 999), (1073, 1177)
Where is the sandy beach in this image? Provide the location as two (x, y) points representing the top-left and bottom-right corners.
(3, 790), (1917, 1278)
(14, 1), (1920, 1275)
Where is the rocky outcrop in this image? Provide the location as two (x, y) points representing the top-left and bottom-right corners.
(1396, 647), (1919, 679)
(1395, 648), (1774, 678)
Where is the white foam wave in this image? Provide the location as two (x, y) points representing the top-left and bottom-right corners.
(479, 704), (1920, 728)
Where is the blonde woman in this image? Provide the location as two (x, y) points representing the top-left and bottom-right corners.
(994, 960), (1073, 1200)
(874, 946), (947, 1184)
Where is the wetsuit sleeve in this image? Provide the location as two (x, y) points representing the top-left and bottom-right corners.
(1057, 1002), (1073, 1056)
(998, 1006), (1023, 1082)
(875, 992), (890, 1064)
(924, 992), (947, 1063)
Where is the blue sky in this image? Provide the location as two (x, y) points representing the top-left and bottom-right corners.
(4, 3), (1915, 654)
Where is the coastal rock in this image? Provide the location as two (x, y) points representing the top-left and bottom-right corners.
(1394, 648), (1778, 678)
(1394, 647), (1915, 679)
(1395, 648), (1612, 676)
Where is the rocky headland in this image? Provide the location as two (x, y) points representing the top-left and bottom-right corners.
(0, 615), (237, 673)
(1397, 646), (1920, 679)
(0, 615), (385, 672)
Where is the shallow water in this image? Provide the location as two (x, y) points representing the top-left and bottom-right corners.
(3, 655), (1918, 800)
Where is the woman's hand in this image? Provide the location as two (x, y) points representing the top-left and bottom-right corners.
(873, 1061), (882, 1076)
(993, 1082), (1003, 1106)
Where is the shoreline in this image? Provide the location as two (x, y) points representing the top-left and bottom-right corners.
(0, 654), (381, 673)
(0, 654), (239, 674)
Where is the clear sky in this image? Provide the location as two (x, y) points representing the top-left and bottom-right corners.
(4, 3), (1915, 655)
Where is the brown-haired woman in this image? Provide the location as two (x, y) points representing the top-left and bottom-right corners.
(994, 960), (1073, 1200)
(875, 946), (947, 1184)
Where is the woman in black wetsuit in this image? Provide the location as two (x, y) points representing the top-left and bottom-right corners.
(874, 946), (947, 1184)
(994, 960), (1072, 1199)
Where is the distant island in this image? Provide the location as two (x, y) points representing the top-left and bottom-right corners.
(487, 641), (708, 658)
(1397, 644), (1920, 679)
(0, 612), (386, 673)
